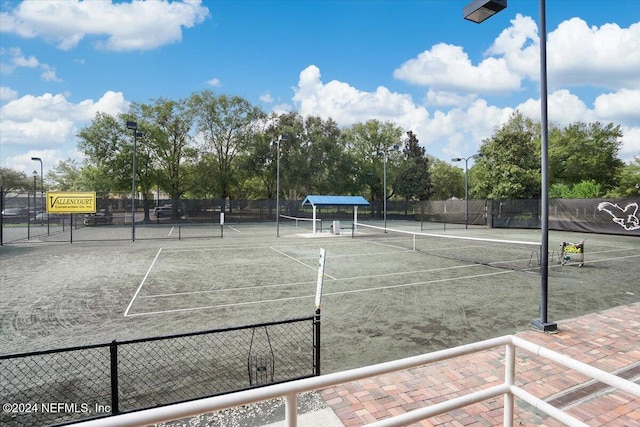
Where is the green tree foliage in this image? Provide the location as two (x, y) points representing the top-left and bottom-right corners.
(56, 90), (633, 205)
(345, 120), (404, 207)
(77, 110), (158, 220)
(134, 97), (196, 219)
(474, 112), (541, 199)
(0, 168), (32, 191)
(189, 91), (265, 200)
(77, 112), (132, 193)
(549, 122), (624, 191)
(394, 131), (430, 201)
(550, 180), (603, 198)
(428, 158), (464, 200)
(611, 157), (640, 197)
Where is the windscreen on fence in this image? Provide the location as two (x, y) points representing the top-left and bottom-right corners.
(0, 316), (316, 426)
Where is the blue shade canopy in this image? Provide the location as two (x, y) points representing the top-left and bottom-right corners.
(301, 195), (370, 207)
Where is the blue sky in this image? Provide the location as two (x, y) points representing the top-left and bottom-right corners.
(1, 0), (639, 178)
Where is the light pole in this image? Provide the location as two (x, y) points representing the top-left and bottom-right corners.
(31, 157), (43, 220)
(464, 0), (556, 332)
(126, 121), (139, 242)
(32, 170), (37, 219)
(271, 134), (288, 237)
(373, 144), (400, 229)
(451, 153), (482, 229)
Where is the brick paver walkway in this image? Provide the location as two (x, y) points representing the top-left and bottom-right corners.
(320, 303), (640, 426)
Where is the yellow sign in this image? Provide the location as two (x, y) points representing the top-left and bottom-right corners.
(47, 192), (96, 214)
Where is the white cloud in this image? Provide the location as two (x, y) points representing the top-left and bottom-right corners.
(6, 149), (62, 175)
(486, 14), (540, 82)
(424, 90), (477, 108)
(393, 43), (522, 95)
(291, 64), (640, 163)
(40, 64), (61, 82)
(487, 15), (640, 91)
(593, 89), (640, 126)
(294, 65), (429, 126)
(260, 92), (273, 103)
(0, 47), (39, 74)
(515, 89), (591, 126)
(0, 91), (128, 148)
(548, 19), (640, 90)
(619, 126), (640, 161)
(207, 78), (221, 87)
(0, 0), (209, 51)
(0, 86), (18, 102)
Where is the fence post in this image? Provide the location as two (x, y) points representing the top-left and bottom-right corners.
(1, 187), (4, 246)
(314, 309), (321, 376)
(110, 340), (119, 414)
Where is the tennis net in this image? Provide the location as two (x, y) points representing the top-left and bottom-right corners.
(354, 223), (541, 272)
(280, 214), (323, 231)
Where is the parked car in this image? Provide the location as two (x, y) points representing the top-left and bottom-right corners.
(154, 205), (184, 218)
(31, 212), (64, 223)
(2, 207), (29, 223)
(84, 209), (113, 225)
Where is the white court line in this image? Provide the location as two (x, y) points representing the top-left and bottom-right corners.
(125, 269), (514, 317)
(167, 226), (175, 237)
(227, 225), (241, 232)
(550, 253), (640, 268)
(270, 247), (337, 280)
(144, 279), (318, 298)
(140, 263), (481, 299)
(123, 248), (163, 317)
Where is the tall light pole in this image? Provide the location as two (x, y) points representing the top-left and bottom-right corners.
(464, 0), (556, 332)
(451, 153), (482, 229)
(271, 134), (288, 237)
(32, 170), (38, 218)
(31, 157), (43, 220)
(126, 121), (139, 242)
(373, 144), (400, 229)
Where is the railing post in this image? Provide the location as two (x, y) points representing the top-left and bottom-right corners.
(285, 393), (298, 427)
(503, 342), (515, 427)
(110, 340), (120, 415)
(314, 308), (321, 376)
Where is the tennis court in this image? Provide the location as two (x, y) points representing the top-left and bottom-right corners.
(1, 220), (638, 374)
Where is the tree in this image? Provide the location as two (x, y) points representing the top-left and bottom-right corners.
(77, 112), (134, 194)
(0, 168), (32, 191)
(189, 91), (265, 202)
(549, 180), (604, 198)
(428, 158), (464, 200)
(474, 112), (541, 199)
(611, 157), (640, 197)
(345, 120), (404, 212)
(394, 130), (430, 203)
(134, 98), (196, 219)
(549, 122), (624, 191)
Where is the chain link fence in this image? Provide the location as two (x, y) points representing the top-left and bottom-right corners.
(0, 316), (317, 426)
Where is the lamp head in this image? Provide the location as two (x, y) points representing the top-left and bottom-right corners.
(463, 0), (507, 24)
(451, 158), (463, 162)
(126, 121), (138, 130)
(31, 157), (41, 162)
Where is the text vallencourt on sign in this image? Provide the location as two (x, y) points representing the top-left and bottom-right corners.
(47, 191), (96, 214)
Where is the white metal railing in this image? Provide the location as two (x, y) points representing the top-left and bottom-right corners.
(76, 335), (640, 427)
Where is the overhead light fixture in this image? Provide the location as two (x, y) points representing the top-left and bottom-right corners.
(463, 0), (507, 23)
